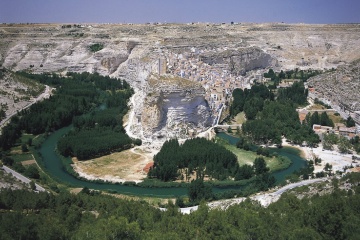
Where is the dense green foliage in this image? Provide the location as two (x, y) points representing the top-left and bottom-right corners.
(264, 68), (323, 86)
(242, 100), (319, 146)
(233, 81), (320, 146)
(277, 81), (308, 105)
(304, 111), (334, 127)
(0, 72), (134, 162)
(58, 128), (132, 160)
(346, 116), (356, 127)
(230, 84), (274, 118)
(89, 43), (104, 52)
(1, 173), (360, 239)
(148, 138), (238, 181)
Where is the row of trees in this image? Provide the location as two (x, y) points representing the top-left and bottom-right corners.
(304, 111), (334, 127)
(1, 173), (359, 239)
(58, 128), (132, 160)
(148, 138), (239, 181)
(263, 68), (323, 86)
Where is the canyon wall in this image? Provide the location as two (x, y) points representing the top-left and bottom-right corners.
(1, 23), (360, 141)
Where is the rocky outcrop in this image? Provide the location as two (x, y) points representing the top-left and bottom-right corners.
(141, 75), (212, 140)
(199, 47), (275, 75)
(308, 59), (360, 116)
(1, 23), (360, 142)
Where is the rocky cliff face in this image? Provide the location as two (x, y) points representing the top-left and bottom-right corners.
(308, 59), (360, 114)
(140, 75), (212, 140)
(1, 23), (360, 142)
(199, 47), (275, 75)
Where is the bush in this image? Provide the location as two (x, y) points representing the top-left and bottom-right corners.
(89, 43), (104, 52)
(2, 157), (14, 166)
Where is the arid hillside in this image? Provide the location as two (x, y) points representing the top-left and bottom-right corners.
(1, 23), (360, 139)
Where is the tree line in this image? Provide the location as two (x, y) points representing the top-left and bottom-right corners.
(148, 138), (239, 182)
(0, 72), (135, 161)
(0, 172), (359, 239)
(232, 81), (320, 146)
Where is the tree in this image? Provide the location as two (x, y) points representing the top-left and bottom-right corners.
(2, 157), (14, 166)
(253, 157), (269, 175)
(227, 126), (232, 133)
(27, 138), (33, 147)
(322, 133), (338, 150)
(324, 163), (333, 176)
(235, 164), (254, 180)
(320, 112), (334, 127)
(188, 179), (213, 202)
(21, 144), (28, 153)
(346, 116), (356, 127)
(29, 181), (36, 191)
(338, 136), (351, 154)
(25, 165), (40, 179)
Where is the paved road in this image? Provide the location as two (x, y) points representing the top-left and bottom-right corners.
(2, 165), (46, 192)
(172, 178), (328, 214)
(271, 178), (327, 196)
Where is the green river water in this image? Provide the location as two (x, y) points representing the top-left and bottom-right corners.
(38, 128), (306, 197)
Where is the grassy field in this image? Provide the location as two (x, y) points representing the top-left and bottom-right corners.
(217, 137), (291, 172)
(233, 112), (246, 124)
(328, 112), (345, 124)
(11, 153), (34, 163)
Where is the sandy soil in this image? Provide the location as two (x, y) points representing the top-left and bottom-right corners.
(282, 138), (359, 173)
(72, 147), (156, 183)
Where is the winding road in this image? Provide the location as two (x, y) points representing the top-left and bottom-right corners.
(175, 178), (327, 214)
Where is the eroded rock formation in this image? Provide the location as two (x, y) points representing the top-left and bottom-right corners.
(141, 75), (212, 140)
(1, 23), (360, 141)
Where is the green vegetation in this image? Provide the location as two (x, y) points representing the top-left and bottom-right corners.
(264, 68), (323, 86)
(277, 81), (308, 105)
(304, 111), (334, 127)
(230, 81), (320, 147)
(321, 133), (353, 154)
(346, 116), (356, 127)
(216, 136), (291, 172)
(350, 136), (360, 154)
(0, 72), (134, 163)
(58, 128), (132, 160)
(230, 84), (274, 119)
(148, 138), (238, 181)
(1, 173), (359, 239)
(89, 43), (104, 52)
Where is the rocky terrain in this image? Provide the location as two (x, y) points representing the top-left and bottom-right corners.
(0, 68), (45, 128)
(308, 59), (360, 121)
(140, 74), (212, 140)
(1, 23), (360, 141)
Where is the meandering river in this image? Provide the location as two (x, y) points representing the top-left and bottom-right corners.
(38, 128), (306, 197)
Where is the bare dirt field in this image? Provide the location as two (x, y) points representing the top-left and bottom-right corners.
(72, 147), (155, 183)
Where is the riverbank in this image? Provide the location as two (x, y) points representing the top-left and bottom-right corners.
(281, 138), (360, 173)
(71, 146), (155, 184)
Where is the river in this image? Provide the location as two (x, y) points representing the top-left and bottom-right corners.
(38, 128), (306, 197)
(216, 132), (307, 182)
